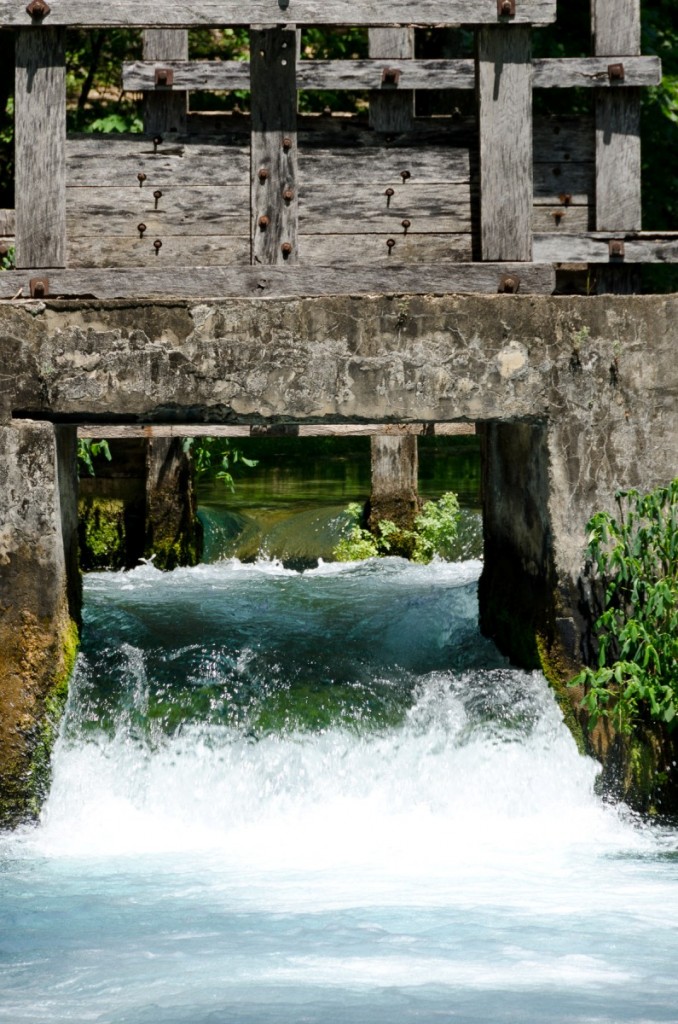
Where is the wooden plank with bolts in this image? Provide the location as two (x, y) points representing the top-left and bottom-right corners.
(123, 55), (660, 93)
(533, 232), (678, 263)
(368, 28), (415, 134)
(477, 25), (533, 261)
(0, 263), (556, 300)
(66, 185), (249, 235)
(142, 30), (188, 135)
(0, 1), (558, 27)
(250, 27), (298, 265)
(66, 136), (251, 186)
(14, 28), (66, 269)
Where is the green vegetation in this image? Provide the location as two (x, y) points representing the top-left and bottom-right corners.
(334, 492), (461, 563)
(570, 480), (678, 735)
(77, 438), (112, 476)
(0, 245), (14, 271)
(183, 437), (258, 491)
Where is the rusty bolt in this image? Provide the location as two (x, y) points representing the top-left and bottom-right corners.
(384, 187), (395, 208)
(400, 170), (411, 182)
(138, 223), (147, 238)
(153, 134), (163, 153)
(551, 210), (565, 225)
(258, 215), (270, 229)
(499, 274), (520, 294)
(137, 172), (147, 187)
(26, 0), (50, 19)
(153, 190), (163, 209)
(281, 242), (293, 257)
(608, 63), (625, 82)
(282, 137), (292, 150)
(401, 219), (411, 234)
(29, 277), (48, 298)
(323, 106), (332, 117)
(498, 0), (516, 16)
(386, 238), (396, 254)
(381, 67), (401, 87)
(283, 188), (295, 202)
(558, 192), (572, 207)
(153, 239), (162, 255)
(155, 69), (173, 88)
(609, 239), (625, 258)
(258, 168), (269, 182)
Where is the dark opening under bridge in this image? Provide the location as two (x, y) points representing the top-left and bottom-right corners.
(0, 0), (677, 825)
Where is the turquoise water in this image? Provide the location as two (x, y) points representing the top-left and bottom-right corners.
(2, 555), (678, 1023)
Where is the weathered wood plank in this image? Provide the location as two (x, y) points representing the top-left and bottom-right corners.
(533, 118), (594, 163)
(0, 263), (556, 300)
(78, 422), (476, 439)
(250, 27), (297, 265)
(0, 209), (14, 236)
(67, 236), (250, 267)
(478, 26), (533, 261)
(533, 163), (592, 204)
(299, 184), (472, 232)
(593, 0), (641, 233)
(531, 206), (590, 232)
(533, 232), (678, 263)
(14, 29), (66, 269)
(67, 136), (251, 186)
(123, 56), (660, 92)
(0, 0), (558, 27)
(142, 30), (188, 135)
(369, 28), (414, 134)
(66, 186), (249, 235)
(299, 234), (472, 263)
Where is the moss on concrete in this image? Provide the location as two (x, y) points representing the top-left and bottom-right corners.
(78, 497), (127, 570)
(535, 632), (587, 755)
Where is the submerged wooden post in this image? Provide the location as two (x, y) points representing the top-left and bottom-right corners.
(368, 434), (420, 534)
(250, 26), (298, 265)
(14, 28), (66, 269)
(369, 27), (415, 133)
(592, 0), (641, 293)
(142, 29), (188, 135)
(477, 25), (533, 263)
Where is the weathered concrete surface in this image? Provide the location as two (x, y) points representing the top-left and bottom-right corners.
(0, 421), (79, 826)
(0, 293), (676, 814)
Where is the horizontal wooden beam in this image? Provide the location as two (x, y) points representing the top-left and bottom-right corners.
(0, 0), (557, 26)
(123, 55), (661, 92)
(533, 232), (678, 262)
(77, 422), (477, 438)
(0, 262), (555, 299)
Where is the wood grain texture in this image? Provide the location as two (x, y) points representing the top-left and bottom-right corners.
(67, 236), (250, 267)
(369, 28), (414, 134)
(0, 263), (556, 299)
(592, 0), (640, 56)
(299, 233), (472, 263)
(0, 0), (558, 27)
(299, 183), (471, 232)
(67, 136), (250, 185)
(250, 27), (298, 265)
(142, 30), (188, 135)
(478, 26), (533, 261)
(533, 232), (678, 263)
(66, 186), (249, 235)
(123, 56), (660, 92)
(14, 29), (66, 269)
(0, 209), (15, 236)
(78, 423), (476, 438)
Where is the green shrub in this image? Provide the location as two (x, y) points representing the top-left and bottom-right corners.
(333, 493), (460, 564)
(570, 480), (678, 734)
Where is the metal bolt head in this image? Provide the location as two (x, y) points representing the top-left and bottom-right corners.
(283, 188), (295, 202)
(609, 239), (625, 259)
(400, 170), (411, 182)
(258, 168), (269, 182)
(401, 219), (411, 232)
(498, 0), (515, 16)
(499, 274), (520, 294)
(153, 239), (162, 253)
(29, 277), (48, 298)
(281, 242), (293, 257)
(386, 238), (396, 251)
(608, 63), (625, 82)
(153, 190), (163, 200)
(258, 215), (270, 229)
(137, 172), (147, 186)
(384, 188), (395, 197)
(282, 137), (292, 151)
(138, 222), (147, 237)
(26, 0), (50, 19)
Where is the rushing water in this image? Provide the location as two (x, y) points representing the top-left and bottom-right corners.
(2, 551), (678, 1024)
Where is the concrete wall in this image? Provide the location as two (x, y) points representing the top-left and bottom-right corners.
(0, 294), (676, 820)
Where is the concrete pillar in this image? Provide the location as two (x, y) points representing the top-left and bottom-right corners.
(0, 420), (80, 827)
(367, 434), (420, 533)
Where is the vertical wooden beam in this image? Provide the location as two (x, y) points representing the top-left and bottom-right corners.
(142, 29), (188, 135)
(15, 29), (66, 270)
(477, 26), (533, 262)
(592, 0), (641, 293)
(250, 26), (298, 265)
(368, 27), (415, 133)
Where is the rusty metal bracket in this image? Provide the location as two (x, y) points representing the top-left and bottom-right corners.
(381, 67), (401, 87)
(155, 68), (174, 87)
(29, 277), (49, 298)
(498, 274), (520, 294)
(498, 0), (516, 18)
(26, 0), (50, 19)
(608, 239), (625, 259)
(607, 63), (625, 83)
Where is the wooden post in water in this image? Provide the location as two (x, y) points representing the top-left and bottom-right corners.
(592, 0), (641, 293)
